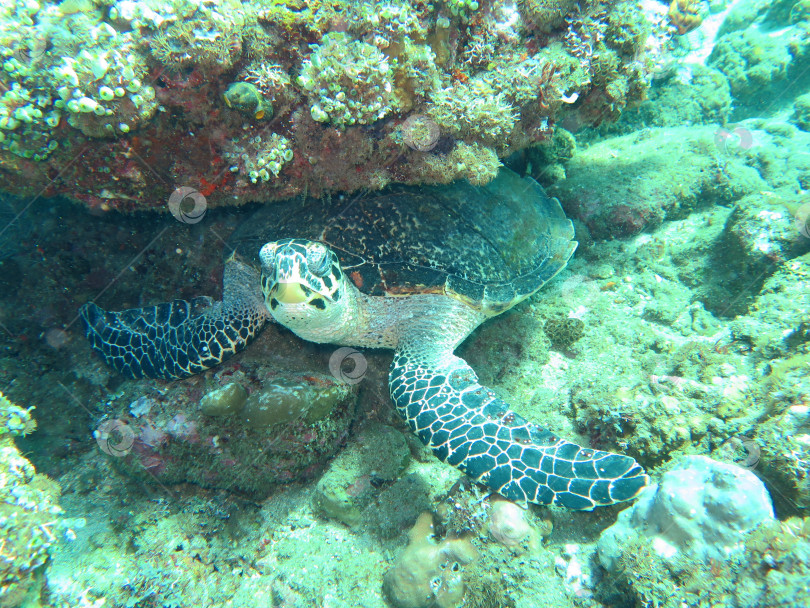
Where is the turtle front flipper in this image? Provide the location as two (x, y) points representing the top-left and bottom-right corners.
(390, 345), (649, 510)
(80, 258), (269, 380)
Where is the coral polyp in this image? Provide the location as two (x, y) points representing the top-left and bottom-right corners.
(298, 32), (396, 127)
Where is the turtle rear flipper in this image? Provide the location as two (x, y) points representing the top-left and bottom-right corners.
(80, 258), (269, 380)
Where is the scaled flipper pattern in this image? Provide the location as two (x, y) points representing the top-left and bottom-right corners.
(80, 258), (268, 380)
(390, 346), (649, 509)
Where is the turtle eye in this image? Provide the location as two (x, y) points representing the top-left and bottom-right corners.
(306, 243), (331, 277)
(259, 243), (278, 273)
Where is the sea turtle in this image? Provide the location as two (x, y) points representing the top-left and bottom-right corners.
(80, 168), (648, 510)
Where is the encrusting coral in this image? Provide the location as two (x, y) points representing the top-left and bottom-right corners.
(383, 513), (478, 608)
(0, 0), (655, 211)
(486, 498), (539, 553)
(0, 392), (65, 608)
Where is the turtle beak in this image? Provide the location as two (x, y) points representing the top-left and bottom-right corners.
(271, 282), (311, 304)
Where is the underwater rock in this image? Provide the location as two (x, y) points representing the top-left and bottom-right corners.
(597, 455), (774, 572)
(486, 498), (538, 553)
(313, 422), (410, 527)
(720, 194), (810, 288)
(730, 255), (810, 359)
(241, 377), (349, 427)
(199, 382), (248, 416)
(108, 371), (357, 497)
(0, 393), (65, 607)
(755, 404), (810, 510)
(708, 26), (798, 106)
(383, 512), (478, 608)
(548, 126), (764, 239)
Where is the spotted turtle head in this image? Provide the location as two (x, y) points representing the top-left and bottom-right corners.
(260, 239), (354, 343)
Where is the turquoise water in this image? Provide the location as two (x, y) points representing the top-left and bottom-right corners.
(1, 1), (809, 607)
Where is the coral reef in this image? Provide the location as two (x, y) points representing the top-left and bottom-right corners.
(298, 32), (395, 127)
(101, 369), (358, 497)
(383, 512), (478, 608)
(598, 508), (810, 607)
(486, 498), (538, 553)
(0, 393), (64, 608)
(313, 422), (410, 526)
(598, 456), (775, 572)
(0, 0), (654, 211)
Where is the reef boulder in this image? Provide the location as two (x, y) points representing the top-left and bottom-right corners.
(597, 455), (775, 571)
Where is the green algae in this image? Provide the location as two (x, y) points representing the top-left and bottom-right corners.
(241, 378), (349, 427)
(200, 382), (248, 416)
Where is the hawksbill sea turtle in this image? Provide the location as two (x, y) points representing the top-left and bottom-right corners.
(80, 168), (649, 510)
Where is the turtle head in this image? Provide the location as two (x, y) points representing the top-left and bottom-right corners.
(259, 239), (356, 343)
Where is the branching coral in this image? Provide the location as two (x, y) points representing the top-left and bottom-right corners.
(243, 62), (294, 104)
(411, 141), (501, 187)
(150, 17), (243, 72)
